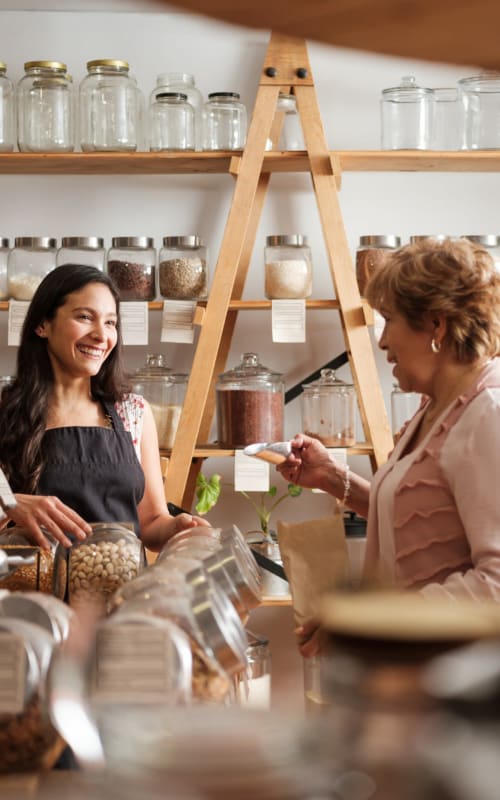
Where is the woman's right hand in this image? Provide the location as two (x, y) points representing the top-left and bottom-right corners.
(277, 434), (334, 491)
(6, 494), (92, 550)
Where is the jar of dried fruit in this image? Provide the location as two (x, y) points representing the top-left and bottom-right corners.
(107, 236), (156, 301)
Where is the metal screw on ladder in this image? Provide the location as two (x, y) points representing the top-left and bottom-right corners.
(265, 66), (277, 77)
(296, 67), (308, 78)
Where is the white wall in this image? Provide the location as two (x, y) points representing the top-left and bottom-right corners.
(0, 5), (495, 533)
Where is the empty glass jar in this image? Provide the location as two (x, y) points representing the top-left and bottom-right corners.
(391, 382), (421, 440)
(0, 63), (14, 152)
(80, 59), (142, 152)
(459, 72), (500, 149)
(432, 87), (460, 150)
(381, 75), (434, 150)
(149, 92), (194, 151)
(17, 61), (74, 153)
(202, 92), (247, 150)
(265, 93), (304, 151)
(264, 234), (312, 299)
(8, 237), (57, 300)
(301, 368), (356, 447)
(152, 73), (203, 150)
(107, 237), (156, 301)
(159, 235), (208, 300)
(131, 354), (188, 450)
(56, 237), (105, 270)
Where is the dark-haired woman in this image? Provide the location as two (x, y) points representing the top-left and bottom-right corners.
(0, 264), (207, 550)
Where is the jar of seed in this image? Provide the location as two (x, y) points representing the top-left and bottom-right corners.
(159, 235), (208, 300)
(107, 236), (156, 301)
(264, 234), (312, 299)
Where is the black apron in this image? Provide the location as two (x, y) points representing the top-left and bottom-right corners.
(37, 401), (145, 536)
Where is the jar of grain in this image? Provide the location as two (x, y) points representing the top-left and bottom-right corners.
(216, 352), (284, 448)
(57, 236), (105, 271)
(17, 61), (74, 152)
(0, 238), (10, 300)
(264, 234), (312, 299)
(79, 59), (142, 152)
(107, 236), (156, 301)
(0, 63), (15, 152)
(131, 354), (187, 449)
(355, 235), (401, 296)
(159, 235), (208, 300)
(8, 237), (57, 300)
(202, 91), (247, 150)
(301, 368), (356, 447)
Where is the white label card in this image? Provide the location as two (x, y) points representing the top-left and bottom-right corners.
(312, 447), (347, 494)
(271, 299), (306, 343)
(0, 467), (16, 509)
(161, 300), (196, 344)
(8, 301), (29, 347)
(0, 633), (26, 714)
(234, 449), (270, 492)
(121, 302), (149, 346)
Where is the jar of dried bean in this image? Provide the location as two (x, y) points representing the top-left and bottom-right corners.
(57, 236), (105, 271)
(264, 234), (312, 299)
(107, 236), (156, 301)
(216, 352), (284, 448)
(159, 235), (208, 300)
(8, 237), (57, 300)
(355, 235), (400, 296)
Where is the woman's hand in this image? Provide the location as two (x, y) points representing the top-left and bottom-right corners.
(167, 512), (211, 537)
(6, 494), (92, 550)
(277, 434), (335, 492)
(295, 618), (329, 658)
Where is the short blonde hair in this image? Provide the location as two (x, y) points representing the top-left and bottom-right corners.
(365, 237), (500, 363)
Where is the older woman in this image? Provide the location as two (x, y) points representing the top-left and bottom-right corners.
(279, 238), (500, 624)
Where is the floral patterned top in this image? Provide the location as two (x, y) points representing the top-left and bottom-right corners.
(115, 393), (145, 462)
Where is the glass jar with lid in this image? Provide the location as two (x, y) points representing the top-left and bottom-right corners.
(381, 75), (435, 150)
(107, 236), (156, 301)
(264, 234), (312, 299)
(0, 238), (10, 300)
(79, 59), (142, 152)
(149, 92), (194, 151)
(152, 73), (203, 150)
(265, 93), (305, 151)
(432, 87), (460, 150)
(131, 355), (188, 450)
(17, 61), (74, 153)
(461, 234), (500, 272)
(159, 235), (208, 300)
(202, 92), (247, 150)
(391, 382), (421, 441)
(56, 236), (105, 271)
(301, 368), (356, 447)
(8, 237), (57, 300)
(216, 352), (284, 448)
(459, 73), (500, 149)
(0, 63), (14, 152)
(355, 235), (401, 296)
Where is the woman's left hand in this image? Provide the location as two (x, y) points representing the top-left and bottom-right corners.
(168, 512), (210, 537)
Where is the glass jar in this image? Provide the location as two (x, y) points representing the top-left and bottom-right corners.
(216, 352), (284, 448)
(152, 72), (203, 150)
(238, 631), (271, 709)
(391, 382), (421, 441)
(0, 63), (14, 152)
(17, 61), (74, 153)
(0, 528), (67, 598)
(264, 234), (312, 299)
(0, 238), (9, 300)
(68, 522), (143, 611)
(301, 368), (356, 447)
(131, 355), (188, 450)
(432, 87), (460, 150)
(107, 236), (156, 301)
(79, 59), (142, 152)
(149, 92), (194, 151)
(265, 93), (304, 151)
(202, 92), (247, 150)
(461, 234), (500, 272)
(381, 75), (434, 150)
(355, 234), (401, 296)
(459, 73), (500, 150)
(159, 235), (208, 300)
(8, 237), (57, 300)
(56, 236), (105, 271)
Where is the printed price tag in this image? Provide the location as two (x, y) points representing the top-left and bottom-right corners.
(0, 467), (17, 510)
(121, 303), (149, 346)
(271, 299), (306, 343)
(234, 449), (270, 492)
(160, 300), (196, 344)
(8, 301), (29, 347)
(0, 633), (27, 714)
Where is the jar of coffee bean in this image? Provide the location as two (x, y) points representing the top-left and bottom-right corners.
(107, 236), (156, 301)
(159, 235), (208, 300)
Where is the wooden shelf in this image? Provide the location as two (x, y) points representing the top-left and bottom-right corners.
(0, 150), (499, 175)
(160, 442), (375, 458)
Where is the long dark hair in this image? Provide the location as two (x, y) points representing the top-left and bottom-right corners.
(0, 264), (130, 493)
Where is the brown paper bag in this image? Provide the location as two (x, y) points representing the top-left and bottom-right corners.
(277, 512), (350, 626)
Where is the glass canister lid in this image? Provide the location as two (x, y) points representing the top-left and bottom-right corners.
(61, 236), (104, 249)
(132, 354), (172, 378)
(461, 234), (500, 246)
(358, 235), (401, 248)
(217, 352), (283, 388)
(302, 368), (353, 395)
(382, 75), (433, 100)
(266, 234), (308, 247)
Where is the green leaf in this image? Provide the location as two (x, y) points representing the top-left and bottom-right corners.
(195, 473), (222, 515)
(268, 485), (278, 497)
(287, 484), (303, 497)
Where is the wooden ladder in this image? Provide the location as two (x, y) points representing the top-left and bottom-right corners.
(164, 32), (394, 509)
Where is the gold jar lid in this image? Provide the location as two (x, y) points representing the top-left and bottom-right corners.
(86, 59), (129, 72)
(24, 61), (67, 72)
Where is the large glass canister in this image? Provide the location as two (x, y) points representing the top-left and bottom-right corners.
(17, 61), (74, 153)
(301, 368), (356, 447)
(264, 234), (312, 299)
(381, 75), (435, 150)
(355, 235), (401, 296)
(56, 236), (105, 271)
(131, 354), (188, 450)
(0, 63), (15, 152)
(461, 234), (500, 272)
(152, 72), (203, 150)
(459, 72), (500, 149)
(107, 236), (156, 301)
(391, 382), (421, 441)
(202, 92), (247, 150)
(432, 87), (460, 150)
(265, 93), (305, 151)
(159, 235), (208, 300)
(79, 59), (142, 152)
(8, 237), (57, 300)
(216, 352), (284, 448)
(149, 92), (194, 151)
(0, 238), (9, 300)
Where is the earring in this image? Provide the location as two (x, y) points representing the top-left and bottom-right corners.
(431, 338), (441, 354)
